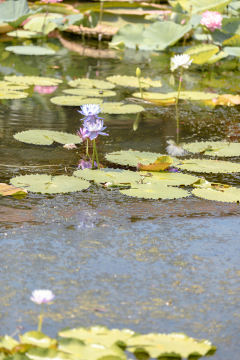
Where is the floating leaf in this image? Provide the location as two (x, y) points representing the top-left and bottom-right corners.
(169, 0), (231, 14)
(26, 347), (73, 360)
(20, 331), (57, 348)
(105, 150), (165, 167)
(120, 183), (190, 200)
(0, 336), (19, 351)
(0, 81), (29, 90)
(68, 78), (115, 90)
(23, 14), (62, 35)
(0, 91), (28, 99)
(10, 175), (90, 194)
(176, 158), (240, 173)
(223, 46), (240, 57)
(50, 96), (103, 106)
(74, 168), (142, 186)
(106, 75), (162, 88)
(182, 141), (240, 157)
(126, 332), (215, 358)
(62, 88), (116, 97)
(101, 103), (144, 114)
(206, 51), (228, 64)
(4, 76), (62, 86)
(5, 45), (56, 56)
(14, 130), (82, 146)
(208, 94), (240, 106)
(139, 172), (199, 186)
(59, 326), (135, 348)
(192, 185), (240, 203)
(184, 44), (219, 64)
(132, 91), (217, 102)
(7, 30), (40, 38)
(0, 183), (27, 197)
(138, 155), (173, 171)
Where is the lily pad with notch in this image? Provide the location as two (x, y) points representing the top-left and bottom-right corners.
(176, 158), (240, 173)
(14, 130), (82, 146)
(68, 78), (115, 90)
(50, 96), (103, 106)
(182, 141), (240, 157)
(120, 183), (190, 200)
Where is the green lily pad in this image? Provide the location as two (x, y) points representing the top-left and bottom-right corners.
(206, 51), (228, 64)
(101, 103), (144, 114)
(139, 172), (199, 186)
(182, 141), (240, 157)
(62, 88), (116, 97)
(14, 130), (82, 145)
(105, 150), (165, 167)
(20, 331), (57, 348)
(68, 78), (115, 90)
(126, 332), (216, 358)
(0, 335), (19, 350)
(59, 326), (135, 348)
(50, 96), (103, 106)
(120, 183), (190, 200)
(176, 158), (240, 173)
(74, 168), (142, 186)
(0, 91), (28, 99)
(184, 44), (219, 64)
(106, 75), (162, 88)
(5, 45), (56, 56)
(132, 91), (218, 101)
(23, 14), (61, 35)
(10, 175), (90, 194)
(169, 0), (231, 14)
(0, 81), (29, 90)
(192, 186), (240, 203)
(26, 347), (73, 360)
(7, 30), (40, 38)
(4, 76), (62, 86)
(223, 46), (240, 57)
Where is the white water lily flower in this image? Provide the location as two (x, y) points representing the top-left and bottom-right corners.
(166, 140), (187, 156)
(30, 289), (55, 304)
(170, 54), (192, 72)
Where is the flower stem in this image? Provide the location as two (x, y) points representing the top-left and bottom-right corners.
(86, 139), (90, 159)
(37, 313), (43, 332)
(91, 140), (95, 169)
(175, 69), (183, 145)
(93, 139), (100, 169)
(42, 5), (49, 36)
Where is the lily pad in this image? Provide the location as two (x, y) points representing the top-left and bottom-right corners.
(0, 91), (28, 99)
(139, 172), (199, 186)
(74, 168), (142, 186)
(59, 326), (135, 348)
(184, 44), (219, 64)
(7, 30), (39, 38)
(105, 150), (166, 167)
(68, 78), (115, 90)
(0, 183), (27, 197)
(5, 45), (56, 56)
(14, 130), (82, 145)
(176, 158), (240, 173)
(106, 75), (162, 88)
(120, 183), (190, 200)
(223, 46), (240, 57)
(0, 336), (19, 350)
(50, 96), (103, 106)
(4, 76), (62, 86)
(101, 103), (144, 114)
(182, 141), (240, 157)
(132, 91), (218, 101)
(0, 81), (29, 90)
(126, 332), (215, 358)
(169, 0), (231, 14)
(62, 88), (116, 97)
(10, 175), (90, 194)
(192, 186), (240, 203)
(20, 331), (57, 348)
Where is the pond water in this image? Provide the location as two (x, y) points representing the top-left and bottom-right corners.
(0, 35), (240, 360)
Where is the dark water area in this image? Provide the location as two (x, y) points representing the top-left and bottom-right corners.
(0, 35), (240, 359)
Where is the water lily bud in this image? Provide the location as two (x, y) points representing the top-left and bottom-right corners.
(136, 67), (141, 78)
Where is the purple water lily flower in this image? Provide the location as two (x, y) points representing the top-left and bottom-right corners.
(83, 119), (108, 140)
(78, 159), (98, 169)
(77, 127), (88, 141)
(30, 289), (55, 305)
(78, 104), (102, 123)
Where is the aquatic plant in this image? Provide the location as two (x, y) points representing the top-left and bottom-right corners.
(200, 11), (223, 32)
(31, 290), (55, 332)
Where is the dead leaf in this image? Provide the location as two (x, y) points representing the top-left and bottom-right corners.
(0, 183), (27, 197)
(206, 94), (240, 107)
(137, 155), (173, 172)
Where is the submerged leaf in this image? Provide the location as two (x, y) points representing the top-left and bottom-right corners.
(182, 141), (240, 156)
(176, 158), (240, 173)
(14, 130), (82, 145)
(138, 155), (173, 171)
(10, 175), (90, 194)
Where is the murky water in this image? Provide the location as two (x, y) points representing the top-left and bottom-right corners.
(0, 35), (240, 359)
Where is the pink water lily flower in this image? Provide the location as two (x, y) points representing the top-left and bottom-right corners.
(34, 85), (58, 95)
(200, 11), (222, 32)
(30, 289), (55, 304)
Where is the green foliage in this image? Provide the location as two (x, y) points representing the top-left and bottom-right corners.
(139, 172), (199, 186)
(23, 14), (62, 35)
(223, 46), (240, 57)
(6, 30), (40, 39)
(14, 130), (82, 146)
(50, 96), (103, 106)
(184, 44), (219, 65)
(62, 88), (116, 98)
(68, 78), (115, 90)
(101, 103), (144, 114)
(176, 158), (240, 173)
(192, 185), (240, 203)
(4, 76), (62, 86)
(169, 0), (231, 14)
(0, 0), (29, 22)
(105, 150), (166, 167)
(132, 91), (217, 101)
(120, 184), (190, 200)
(106, 75), (162, 88)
